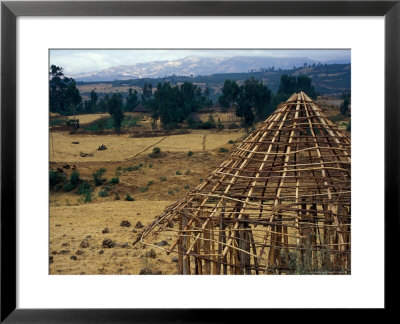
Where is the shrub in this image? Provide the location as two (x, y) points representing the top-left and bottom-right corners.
(110, 177), (119, 184)
(93, 168), (106, 186)
(184, 185), (190, 189)
(125, 165), (140, 172)
(139, 186), (149, 192)
(69, 171), (80, 186)
(115, 166), (123, 176)
(228, 140), (235, 144)
(185, 169), (190, 175)
(148, 164), (153, 168)
(168, 190), (174, 195)
(201, 115), (216, 129)
(62, 182), (75, 192)
(147, 180), (154, 186)
(160, 176), (166, 181)
(175, 170), (182, 175)
(187, 151), (193, 157)
(219, 147), (229, 153)
(98, 190), (108, 197)
(125, 194), (134, 201)
(149, 147), (161, 158)
(114, 192), (120, 200)
(82, 191), (92, 203)
(49, 170), (65, 187)
(77, 181), (92, 195)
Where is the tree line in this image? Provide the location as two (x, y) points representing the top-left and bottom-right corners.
(50, 64), (318, 132)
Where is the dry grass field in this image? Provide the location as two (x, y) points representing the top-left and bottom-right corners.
(67, 113), (109, 125)
(49, 126), (243, 274)
(49, 129), (245, 163)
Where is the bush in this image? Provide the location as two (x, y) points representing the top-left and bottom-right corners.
(139, 186), (149, 193)
(201, 115), (216, 129)
(125, 194), (134, 201)
(62, 182), (75, 192)
(49, 170), (65, 187)
(168, 190), (174, 195)
(125, 165), (140, 172)
(114, 192), (120, 200)
(77, 181), (92, 195)
(175, 170), (182, 175)
(110, 177), (119, 184)
(160, 176), (166, 181)
(149, 147), (161, 158)
(147, 180), (154, 186)
(228, 140), (235, 144)
(148, 164), (153, 168)
(187, 151), (193, 157)
(93, 168), (106, 186)
(219, 147), (229, 153)
(82, 191), (92, 203)
(69, 171), (80, 186)
(185, 169), (190, 175)
(184, 185), (190, 189)
(98, 190), (108, 197)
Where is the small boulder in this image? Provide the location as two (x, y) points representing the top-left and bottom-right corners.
(102, 227), (110, 234)
(121, 243), (129, 248)
(51, 251), (57, 255)
(79, 239), (90, 248)
(120, 220), (131, 227)
(76, 250), (84, 256)
(49, 256), (54, 264)
(102, 238), (115, 248)
(135, 221), (144, 229)
(59, 250), (70, 255)
(172, 257), (178, 263)
(70, 255), (77, 261)
(98, 250), (104, 255)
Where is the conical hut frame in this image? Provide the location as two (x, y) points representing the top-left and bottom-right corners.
(133, 92), (351, 275)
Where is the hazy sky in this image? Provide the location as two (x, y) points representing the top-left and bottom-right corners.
(50, 49), (350, 75)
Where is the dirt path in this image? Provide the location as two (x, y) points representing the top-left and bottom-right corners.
(129, 136), (167, 160)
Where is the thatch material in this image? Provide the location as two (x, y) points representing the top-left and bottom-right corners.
(133, 104), (149, 113)
(186, 112), (202, 123)
(133, 92), (351, 275)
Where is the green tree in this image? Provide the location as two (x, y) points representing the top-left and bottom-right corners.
(125, 88), (139, 112)
(49, 65), (82, 115)
(107, 93), (124, 133)
(218, 79), (240, 112)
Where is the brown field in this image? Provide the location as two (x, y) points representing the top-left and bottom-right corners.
(49, 125), (243, 275)
(49, 129), (245, 163)
(67, 113), (109, 125)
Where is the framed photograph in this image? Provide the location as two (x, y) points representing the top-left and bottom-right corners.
(1, 0), (398, 321)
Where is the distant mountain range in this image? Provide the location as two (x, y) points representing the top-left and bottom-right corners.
(72, 56), (350, 82)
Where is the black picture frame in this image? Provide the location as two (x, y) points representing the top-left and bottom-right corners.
(1, 0), (398, 322)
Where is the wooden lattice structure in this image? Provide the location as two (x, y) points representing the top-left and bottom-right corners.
(133, 92), (351, 274)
